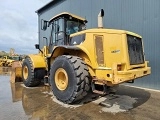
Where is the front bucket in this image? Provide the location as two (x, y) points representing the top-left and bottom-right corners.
(10, 61), (22, 83)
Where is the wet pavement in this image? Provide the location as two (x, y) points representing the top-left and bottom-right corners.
(0, 75), (160, 120)
(0, 67), (11, 75)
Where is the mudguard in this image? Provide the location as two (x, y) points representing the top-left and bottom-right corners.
(28, 54), (46, 69)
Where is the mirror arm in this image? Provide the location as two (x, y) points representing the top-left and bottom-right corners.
(35, 44), (43, 54)
(39, 49), (43, 54)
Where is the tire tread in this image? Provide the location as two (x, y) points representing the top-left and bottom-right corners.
(65, 55), (90, 103)
(22, 57), (41, 87)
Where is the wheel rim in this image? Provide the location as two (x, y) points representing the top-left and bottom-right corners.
(23, 66), (28, 80)
(55, 68), (68, 91)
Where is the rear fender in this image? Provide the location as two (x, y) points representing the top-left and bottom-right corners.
(50, 46), (95, 76)
(51, 46), (91, 63)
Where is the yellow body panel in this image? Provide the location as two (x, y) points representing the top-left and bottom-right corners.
(66, 28), (151, 86)
(28, 54), (46, 69)
(92, 62), (150, 85)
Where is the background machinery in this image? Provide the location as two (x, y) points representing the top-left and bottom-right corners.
(0, 48), (22, 67)
(20, 9), (150, 104)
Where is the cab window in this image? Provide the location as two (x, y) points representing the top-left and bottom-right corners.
(66, 20), (84, 35)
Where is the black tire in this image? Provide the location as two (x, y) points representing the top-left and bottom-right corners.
(50, 55), (90, 104)
(22, 57), (45, 87)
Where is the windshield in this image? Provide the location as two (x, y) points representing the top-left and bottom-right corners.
(66, 20), (85, 35)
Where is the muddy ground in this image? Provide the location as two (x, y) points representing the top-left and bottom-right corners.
(0, 75), (160, 120)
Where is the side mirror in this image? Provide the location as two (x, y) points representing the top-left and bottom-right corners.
(35, 44), (43, 54)
(41, 19), (48, 31)
(35, 44), (39, 49)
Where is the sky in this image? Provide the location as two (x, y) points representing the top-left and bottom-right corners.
(0, 0), (51, 54)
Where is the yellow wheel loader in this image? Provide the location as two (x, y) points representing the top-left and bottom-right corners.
(1, 56), (16, 67)
(0, 58), (5, 67)
(21, 9), (150, 104)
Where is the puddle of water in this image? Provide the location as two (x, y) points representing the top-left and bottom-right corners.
(0, 76), (28, 120)
(93, 95), (138, 114)
(0, 75), (151, 120)
(0, 67), (11, 75)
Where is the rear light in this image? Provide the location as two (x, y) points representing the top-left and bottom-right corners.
(117, 65), (122, 71)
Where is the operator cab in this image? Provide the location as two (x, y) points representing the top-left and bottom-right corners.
(41, 12), (87, 49)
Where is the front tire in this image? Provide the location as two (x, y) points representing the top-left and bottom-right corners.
(22, 57), (45, 87)
(50, 55), (90, 104)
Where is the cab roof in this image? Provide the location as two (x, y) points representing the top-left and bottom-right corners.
(49, 12), (87, 23)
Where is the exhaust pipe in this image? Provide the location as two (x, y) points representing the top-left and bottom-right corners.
(98, 9), (104, 28)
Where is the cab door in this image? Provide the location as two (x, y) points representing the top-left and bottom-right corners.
(49, 18), (65, 53)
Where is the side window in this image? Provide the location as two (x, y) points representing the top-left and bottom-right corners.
(66, 21), (77, 35)
(50, 21), (55, 45)
(54, 20), (58, 43)
(50, 18), (64, 46)
(58, 19), (63, 32)
(55, 18), (64, 45)
(51, 19), (62, 44)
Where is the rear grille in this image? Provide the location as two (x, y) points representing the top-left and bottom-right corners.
(127, 35), (144, 65)
(95, 35), (104, 66)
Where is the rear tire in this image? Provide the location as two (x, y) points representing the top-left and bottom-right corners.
(22, 57), (45, 87)
(50, 55), (90, 104)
